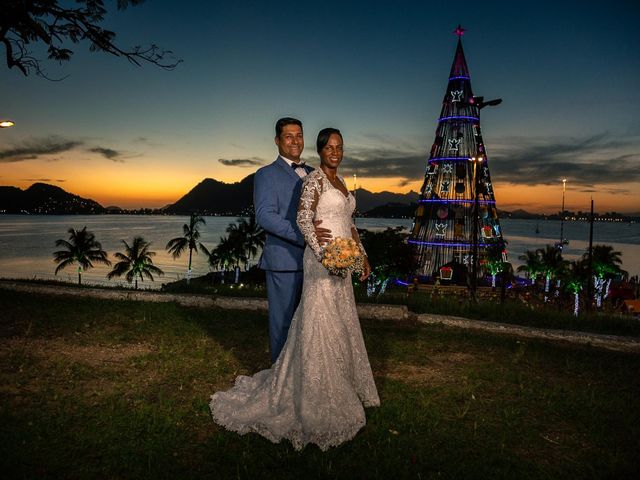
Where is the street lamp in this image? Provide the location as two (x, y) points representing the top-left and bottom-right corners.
(558, 178), (567, 250)
(0, 120), (15, 128)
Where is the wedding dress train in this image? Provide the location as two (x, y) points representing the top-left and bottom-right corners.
(209, 169), (379, 451)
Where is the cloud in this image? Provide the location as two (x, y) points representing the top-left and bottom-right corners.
(488, 133), (640, 186)
(0, 137), (83, 162)
(218, 157), (264, 167)
(339, 146), (426, 181)
(329, 132), (640, 191)
(20, 178), (65, 183)
(0, 137), (132, 164)
(132, 136), (160, 147)
(89, 147), (126, 162)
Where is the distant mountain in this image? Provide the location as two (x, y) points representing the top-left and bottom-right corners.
(354, 189), (420, 213)
(164, 175), (255, 215)
(164, 175), (420, 216)
(499, 209), (543, 220)
(0, 183), (105, 214)
(362, 202), (418, 219)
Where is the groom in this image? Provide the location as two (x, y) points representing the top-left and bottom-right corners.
(254, 117), (330, 363)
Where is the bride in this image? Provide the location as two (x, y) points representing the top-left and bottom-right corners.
(209, 127), (380, 451)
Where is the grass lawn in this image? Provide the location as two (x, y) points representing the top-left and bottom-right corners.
(1, 289), (639, 479)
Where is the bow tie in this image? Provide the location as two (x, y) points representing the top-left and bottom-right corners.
(291, 162), (306, 170)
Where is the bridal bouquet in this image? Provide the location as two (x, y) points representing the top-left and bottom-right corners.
(321, 237), (365, 278)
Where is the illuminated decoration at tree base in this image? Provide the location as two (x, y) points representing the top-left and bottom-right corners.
(439, 266), (453, 280)
(409, 26), (507, 281)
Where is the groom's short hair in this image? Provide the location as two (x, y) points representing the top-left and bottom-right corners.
(275, 117), (303, 138)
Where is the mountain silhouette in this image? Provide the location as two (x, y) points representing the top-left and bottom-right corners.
(0, 178), (429, 216)
(163, 174), (420, 215)
(362, 202), (418, 218)
(164, 175), (255, 215)
(354, 189), (419, 213)
(0, 183), (105, 214)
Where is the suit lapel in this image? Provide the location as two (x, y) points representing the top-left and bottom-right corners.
(276, 156), (304, 183)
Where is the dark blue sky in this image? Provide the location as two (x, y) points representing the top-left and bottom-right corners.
(1, 0), (639, 211)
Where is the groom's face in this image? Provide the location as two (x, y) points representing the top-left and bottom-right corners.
(275, 124), (304, 162)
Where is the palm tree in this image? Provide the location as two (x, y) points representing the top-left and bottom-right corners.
(107, 236), (164, 289)
(584, 244), (626, 307)
(517, 249), (542, 296)
(53, 226), (111, 285)
(537, 245), (567, 302)
(226, 216), (265, 269)
(199, 243), (220, 271)
(215, 236), (238, 283)
(563, 260), (587, 316)
(516, 249), (542, 281)
(485, 244), (506, 288)
(218, 235), (244, 268)
(239, 216), (265, 267)
(166, 213), (205, 284)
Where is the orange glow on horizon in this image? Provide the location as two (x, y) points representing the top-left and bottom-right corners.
(4, 155), (639, 213)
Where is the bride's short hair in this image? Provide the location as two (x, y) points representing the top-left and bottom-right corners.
(316, 128), (342, 153)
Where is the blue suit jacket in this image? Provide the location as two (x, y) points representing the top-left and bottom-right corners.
(254, 156), (313, 271)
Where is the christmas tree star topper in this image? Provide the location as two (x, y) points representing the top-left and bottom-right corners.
(453, 25), (466, 37)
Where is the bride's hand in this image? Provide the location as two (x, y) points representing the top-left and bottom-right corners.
(359, 257), (371, 282)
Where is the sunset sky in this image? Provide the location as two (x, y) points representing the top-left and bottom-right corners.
(1, 0), (639, 213)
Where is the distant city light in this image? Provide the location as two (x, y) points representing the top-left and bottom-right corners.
(419, 199), (496, 204)
(0, 120), (15, 128)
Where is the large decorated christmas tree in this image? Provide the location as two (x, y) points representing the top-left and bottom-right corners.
(408, 26), (506, 283)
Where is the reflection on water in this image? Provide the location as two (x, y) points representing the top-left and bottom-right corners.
(0, 215), (638, 288)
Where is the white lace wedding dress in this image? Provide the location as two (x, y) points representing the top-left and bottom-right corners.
(209, 169), (380, 451)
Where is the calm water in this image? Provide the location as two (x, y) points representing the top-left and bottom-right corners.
(0, 215), (638, 288)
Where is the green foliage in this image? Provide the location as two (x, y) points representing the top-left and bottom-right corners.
(536, 244), (568, 279)
(516, 249), (542, 278)
(200, 216), (265, 272)
(107, 236), (164, 289)
(562, 260), (588, 295)
(358, 227), (415, 296)
(484, 244), (507, 276)
(1, 0), (179, 78)
(53, 226), (111, 284)
(585, 244), (626, 280)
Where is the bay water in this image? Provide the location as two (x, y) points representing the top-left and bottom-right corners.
(0, 215), (637, 288)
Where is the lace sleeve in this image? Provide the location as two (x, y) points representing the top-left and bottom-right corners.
(297, 173), (323, 260)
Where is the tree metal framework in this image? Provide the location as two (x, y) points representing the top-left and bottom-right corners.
(409, 27), (506, 283)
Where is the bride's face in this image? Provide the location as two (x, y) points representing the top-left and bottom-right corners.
(319, 134), (343, 169)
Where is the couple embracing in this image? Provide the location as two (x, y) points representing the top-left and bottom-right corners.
(209, 117), (380, 451)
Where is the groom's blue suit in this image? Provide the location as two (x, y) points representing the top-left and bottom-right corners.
(254, 156), (313, 363)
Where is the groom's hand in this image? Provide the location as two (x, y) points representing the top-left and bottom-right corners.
(313, 220), (332, 246)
